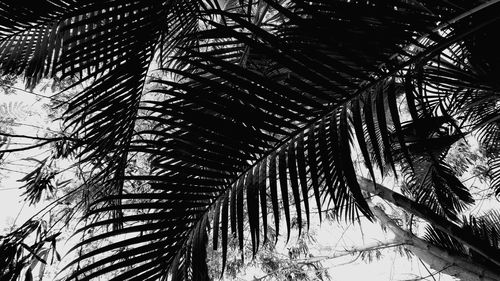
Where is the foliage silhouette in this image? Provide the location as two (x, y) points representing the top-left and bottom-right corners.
(1, 0), (500, 280)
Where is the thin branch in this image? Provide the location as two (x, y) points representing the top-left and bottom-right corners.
(0, 140), (53, 153)
(1, 83), (67, 103)
(417, 257), (437, 281)
(400, 265), (452, 281)
(0, 131), (70, 141)
(0, 121), (60, 133)
(296, 242), (407, 264)
(0, 167), (29, 174)
(0, 187), (24, 190)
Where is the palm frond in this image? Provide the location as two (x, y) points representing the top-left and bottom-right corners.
(397, 115), (474, 220)
(424, 210), (500, 271)
(456, 88), (500, 194)
(2, 0), (500, 280)
(0, 0), (207, 200)
(402, 156), (473, 220)
(0, 2), (207, 279)
(58, 1), (500, 280)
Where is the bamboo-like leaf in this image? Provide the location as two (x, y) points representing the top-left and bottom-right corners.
(387, 79), (413, 170)
(351, 98), (376, 183)
(220, 193), (229, 276)
(306, 128), (322, 221)
(236, 178), (245, 255)
(278, 148), (291, 242)
(405, 73), (420, 122)
(339, 106), (373, 220)
(375, 83), (397, 175)
(246, 166), (260, 255)
(268, 153), (280, 241)
(296, 134), (311, 229)
(364, 93), (384, 173)
(328, 110), (346, 218)
(258, 159), (268, 244)
(230, 181), (238, 237)
(192, 216), (209, 281)
(287, 143), (303, 234)
(212, 197), (222, 250)
(318, 117), (335, 205)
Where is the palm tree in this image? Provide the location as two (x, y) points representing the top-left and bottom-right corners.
(2, 0), (500, 280)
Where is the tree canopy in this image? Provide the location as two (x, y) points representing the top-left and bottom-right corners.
(2, 0), (500, 280)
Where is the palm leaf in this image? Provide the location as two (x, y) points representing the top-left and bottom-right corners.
(0, 0), (208, 204)
(2, 0), (500, 280)
(424, 210), (500, 272)
(66, 1), (496, 280)
(402, 156), (474, 220)
(398, 115), (474, 220)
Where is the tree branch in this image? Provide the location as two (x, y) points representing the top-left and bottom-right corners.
(0, 140), (54, 153)
(358, 176), (500, 269)
(369, 202), (500, 281)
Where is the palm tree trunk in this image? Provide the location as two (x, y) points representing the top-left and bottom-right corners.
(371, 205), (500, 281)
(358, 177), (500, 279)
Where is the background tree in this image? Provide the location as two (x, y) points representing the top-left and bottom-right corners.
(1, 0), (500, 280)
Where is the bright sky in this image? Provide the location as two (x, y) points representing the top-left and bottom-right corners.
(0, 85), (50, 229)
(236, 216), (457, 281)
